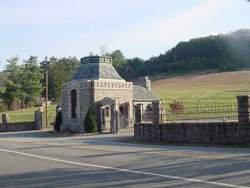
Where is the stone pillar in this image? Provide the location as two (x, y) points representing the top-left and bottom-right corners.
(115, 100), (120, 133)
(115, 110), (120, 133)
(2, 113), (8, 125)
(111, 104), (116, 133)
(2, 113), (9, 130)
(34, 111), (43, 130)
(237, 95), (250, 123)
(97, 105), (103, 133)
(152, 101), (160, 126)
(111, 104), (119, 134)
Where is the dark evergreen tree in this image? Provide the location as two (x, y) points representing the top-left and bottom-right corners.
(84, 108), (97, 133)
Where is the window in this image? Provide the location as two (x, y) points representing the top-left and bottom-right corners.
(71, 89), (77, 119)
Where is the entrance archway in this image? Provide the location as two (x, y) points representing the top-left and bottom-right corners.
(97, 97), (118, 133)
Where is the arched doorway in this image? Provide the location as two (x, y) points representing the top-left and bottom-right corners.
(119, 102), (130, 128)
(98, 97), (117, 133)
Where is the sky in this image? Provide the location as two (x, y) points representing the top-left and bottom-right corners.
(0, 0), (250, 70)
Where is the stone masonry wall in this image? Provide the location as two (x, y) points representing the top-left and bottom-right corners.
(93, 80), (133, 127)
(134, 122), (250, 145)
(0, 122), (36, 132)
(0, 111), (44, 132)
(61, 80), (83, 133)
(61, 79), (134, 132)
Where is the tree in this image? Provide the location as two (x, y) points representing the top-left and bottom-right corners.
(84, 108), (97, 133)
(46, 57), (80, 101)
(21, 56), (43, 106)
(111, 50), (126, 69)
(125, 58), (145, 78)
(3, 57), (23, 110)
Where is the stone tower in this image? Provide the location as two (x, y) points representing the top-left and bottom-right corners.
(60, 56), (133, 133)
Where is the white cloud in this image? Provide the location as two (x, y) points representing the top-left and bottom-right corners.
(26, 0), (242, 58)
(107, 0), (239, 54)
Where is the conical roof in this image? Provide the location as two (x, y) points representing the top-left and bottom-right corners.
(73, 56), (123, 80)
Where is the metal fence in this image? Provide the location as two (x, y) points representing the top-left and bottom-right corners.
(141, 104), (238, 123)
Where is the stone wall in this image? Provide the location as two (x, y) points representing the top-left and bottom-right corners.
(61, 79), (134, 133)
(0, 122), (36, 132)
(134, 122), (250, 145)
(61, 80), (82, 133)
(0, 111), (44, 132)
(93, 80), (133, 127)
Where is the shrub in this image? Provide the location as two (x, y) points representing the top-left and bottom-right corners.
(84, 108), (97, 133)
(169, 100), (184, 114)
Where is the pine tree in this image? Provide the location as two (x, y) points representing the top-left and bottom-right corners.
(84, 108), (97, 133)
(21, 56), (43, 107)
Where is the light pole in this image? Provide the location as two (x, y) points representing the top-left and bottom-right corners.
(41, 57), (49, 128)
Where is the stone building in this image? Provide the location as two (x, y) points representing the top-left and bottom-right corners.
(60, 55), (159, 133)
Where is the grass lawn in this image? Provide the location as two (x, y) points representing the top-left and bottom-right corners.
(152, 71), (250, 108)
(0, 87), (5, 94)
(0, 86), (5, 102)
(0, 105), (56, 124)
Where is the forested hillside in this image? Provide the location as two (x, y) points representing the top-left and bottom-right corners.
(119, 29), (250, 79)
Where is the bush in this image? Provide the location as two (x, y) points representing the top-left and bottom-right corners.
(84, 108), (97, 133)
(169, 100), (184, 114)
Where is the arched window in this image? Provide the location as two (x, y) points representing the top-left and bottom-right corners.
(71, 89), (77, 119)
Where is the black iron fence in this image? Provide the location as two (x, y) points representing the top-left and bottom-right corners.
(141, 104), (238, 123)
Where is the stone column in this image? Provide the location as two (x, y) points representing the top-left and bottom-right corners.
(34, 111), (43, 130)
(152, 101), (160, 126)
(99, 106), (104, 133)
(111, 104), (119, 134)
(111, 104), (115, 133)
(2, 113), (8, 124)
(115, 100), (120, 133)
(237, 95), (250, 123)
(115, 110), (120, 133)
(2, 113), (8, 131)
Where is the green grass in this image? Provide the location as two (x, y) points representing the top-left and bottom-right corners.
(0, 105), (56, 123)
(0, 87), (5, 93)
(0, 87), (5, 102)
(152, 71), (250, 108)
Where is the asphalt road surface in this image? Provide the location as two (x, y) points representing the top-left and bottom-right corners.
(0, 130), (250, 188)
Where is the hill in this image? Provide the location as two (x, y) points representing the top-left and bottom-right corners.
(122, 29), (250, 79)
(152, 70), (250, 107)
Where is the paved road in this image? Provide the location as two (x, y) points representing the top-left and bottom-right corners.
(0, 130), (250, 188)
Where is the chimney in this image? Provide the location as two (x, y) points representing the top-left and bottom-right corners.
(144, 76), (151, 90)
